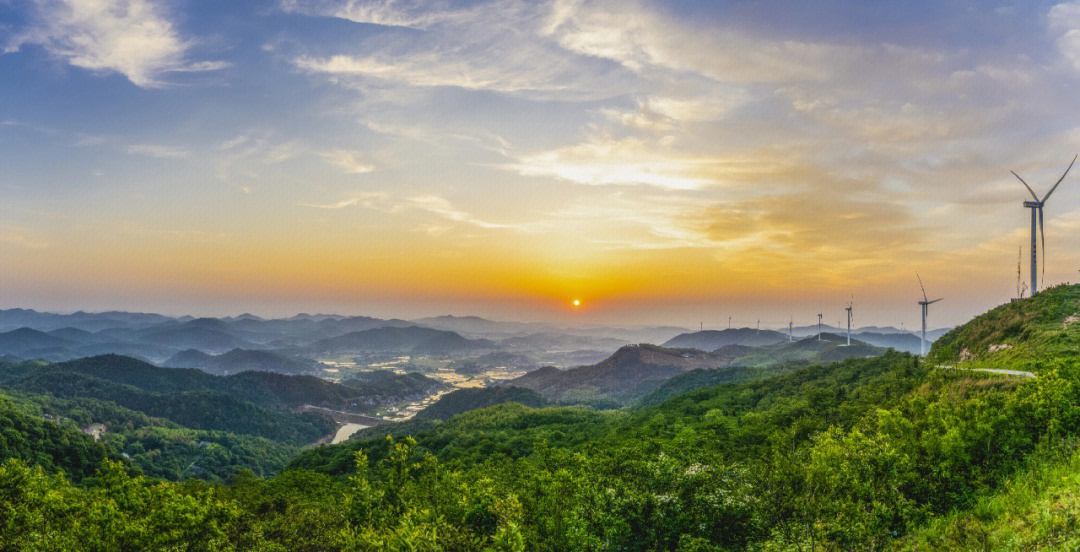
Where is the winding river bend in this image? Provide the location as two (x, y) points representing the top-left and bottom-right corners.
(331, 423), (369, 444)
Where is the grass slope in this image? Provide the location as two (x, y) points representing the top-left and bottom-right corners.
(929, 283), (1080, 371)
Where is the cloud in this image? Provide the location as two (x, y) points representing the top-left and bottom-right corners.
(301, 189), (515, 230)
(500, 134), (785, 190)
(280, 0), (464, 29)
(287, 1), (638, 100)
(1050, 2), (1080, 71)
(0, 224), (50, 249)
(127, 143), (190, 159)
(7, 0), (226, 87)
(319, 150), (376, 173)
(211, 130), (305, 186)
(404, 194), (513, 229)
(301, 192), (387, 209)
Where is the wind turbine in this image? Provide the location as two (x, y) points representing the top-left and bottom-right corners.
(916, 273), (942, 357)
(817, 313), (823, 341)
(844, 300), (853, 347)
(788, 317), (793, 342)
(1011, 155), (1076, 294)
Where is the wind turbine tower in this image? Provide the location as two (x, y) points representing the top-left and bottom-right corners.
(788, 317), (793, 342)
(817, 313), (823, 341)
(844, 301), (853, 347)
(1011, 155), (1076, 294)
(916, 273), (943, 357)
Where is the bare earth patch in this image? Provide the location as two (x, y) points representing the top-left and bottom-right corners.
(959, 347), (974, 362)
(1064, 315), (1079, 329)
(989, 343), (1014, 353)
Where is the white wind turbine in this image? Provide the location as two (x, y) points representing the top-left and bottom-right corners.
(1011, 155), (1076, 294)
(844, 300), (853, 347)
(916, 273), (942, 357)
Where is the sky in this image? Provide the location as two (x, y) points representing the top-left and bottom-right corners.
(3, 0), (1080, 329)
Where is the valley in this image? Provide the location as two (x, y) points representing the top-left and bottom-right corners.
(7, 287), (1080, 549)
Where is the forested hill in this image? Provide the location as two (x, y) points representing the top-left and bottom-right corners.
(0, 354), (444, 482)
(7, 291), (1080, 549)
(929, 283), (1080, 370)
(163, 348), (322, 375)
(510, 337), (887, 405)
(662, 328), (787, 349)
(0, 354), (351, 409)
(509, 344), (722, 403)
(415, 386), (550, 421)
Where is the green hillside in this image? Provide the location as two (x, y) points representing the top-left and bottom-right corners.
(5, 292), (1080, 549)
(415, 386), (550, 421)
(725, 332), (884, 367)
(929, 283), (1080, 370)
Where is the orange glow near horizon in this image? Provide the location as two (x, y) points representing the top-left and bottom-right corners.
(5, 0), (1080, 330)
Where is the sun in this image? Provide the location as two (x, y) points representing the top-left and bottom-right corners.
(572, 299), (581, 307)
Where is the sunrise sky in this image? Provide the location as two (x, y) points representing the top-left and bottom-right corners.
(4, 0), (1080, 328)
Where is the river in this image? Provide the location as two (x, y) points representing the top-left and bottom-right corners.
(331, 423), (369, 444)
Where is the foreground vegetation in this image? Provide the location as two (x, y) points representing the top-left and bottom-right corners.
(5, 286), (1080, 549)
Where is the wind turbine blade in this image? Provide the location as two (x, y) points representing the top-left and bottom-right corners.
(1039, 206), (1045, 281)
(1042, 154), (1077, 202)
(916, 273), (928, 303)
(1012, 171), (1040, 200)
(928, 298), (943, 305)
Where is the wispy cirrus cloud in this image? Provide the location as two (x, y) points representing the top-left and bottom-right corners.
(279, 0), (465, 29)
(500, 134), (785, 190)
(5, 0), (227, 87)
(301, 190), (518, 230)
(0, 224), (51, 249)
(127, 143), (190, 159)
(301, 191), (387, 209)
(318, 149), (376, 174)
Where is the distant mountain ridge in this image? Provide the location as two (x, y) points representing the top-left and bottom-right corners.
(307, 326), (495, 355)
(512, 334), (889, 405)
(662, 328), (788, 350)
(164, 348), (322, 375)
(510, 344), (725, 404)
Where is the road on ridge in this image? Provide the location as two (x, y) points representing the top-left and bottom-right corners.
(936, 365), (1036, 378)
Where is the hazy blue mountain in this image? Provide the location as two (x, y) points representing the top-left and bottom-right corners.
(499, 332), (627, 352)
(46, 327), (100, 344)
(0, 308), (174, 332)
(0, 328), (76, 358)
(164, 348), (322, 375)
(569, 326), (691, 346)
(412, 315), (504, 334)
(137, 326), (251, 354)
(662, 328), (788, 350)
(723, 333), (885, 367)
(510, 344), (726, 404)
(846, 332), (923, 354)
(307, 326), (494, 354)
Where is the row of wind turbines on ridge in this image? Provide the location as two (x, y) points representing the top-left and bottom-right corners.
(771, 155), (1078, 357)
(915, 154), (1077, 356)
